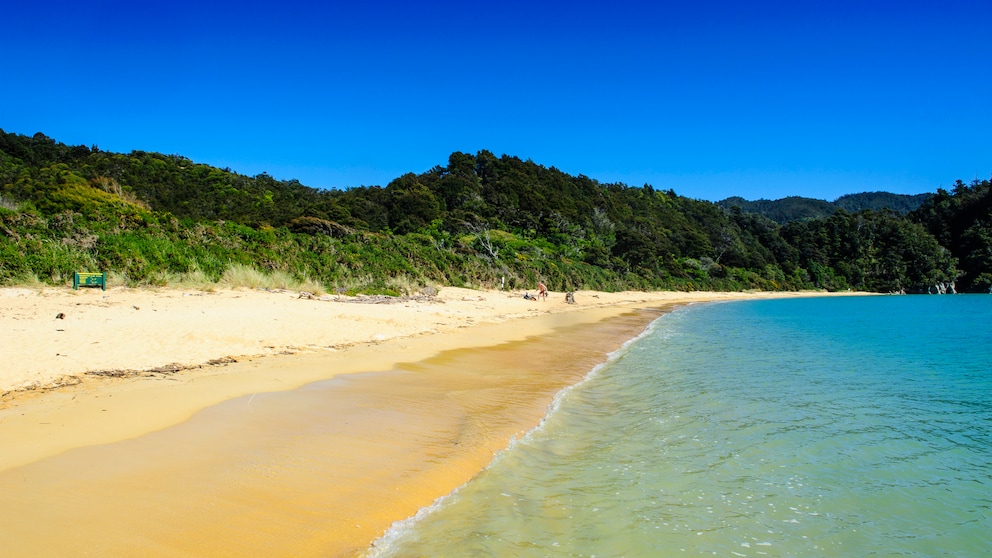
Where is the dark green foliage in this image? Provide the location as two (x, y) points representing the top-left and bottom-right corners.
(719, 192), (930, 225)
(287, 216), (353, 237)
(834, 192), (931, 214)
(719, 196), (839, 224)
(0, 128), (972, 294)
(385, 174), (441, 234)
(782, 210), (958, 292)
(910, 179), (992, 292)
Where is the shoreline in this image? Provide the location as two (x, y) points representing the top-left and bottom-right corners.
(0, 299), (673, 472)
(0, 286), (862, 556)
(1, 285), (848, 398)
(0, 286), (851, 472)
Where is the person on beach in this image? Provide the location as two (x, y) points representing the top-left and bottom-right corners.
(537, 282), (548, 300)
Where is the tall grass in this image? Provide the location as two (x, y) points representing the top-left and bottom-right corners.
(217, 263), (326, 294)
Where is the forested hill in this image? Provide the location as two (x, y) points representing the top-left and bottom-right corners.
(718, 192), (932, 224)
(1, 129), (990, 293)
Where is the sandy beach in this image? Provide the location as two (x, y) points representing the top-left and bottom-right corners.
(0, 285), (840, 557)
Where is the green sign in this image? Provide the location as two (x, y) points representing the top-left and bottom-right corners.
(73, 272), (107, 290)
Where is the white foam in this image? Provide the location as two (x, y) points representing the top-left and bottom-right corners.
(363, 490), (464, 557)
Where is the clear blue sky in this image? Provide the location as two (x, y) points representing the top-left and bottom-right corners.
(4, 1), (990, 201)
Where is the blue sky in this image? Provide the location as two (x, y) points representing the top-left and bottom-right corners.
(4, 1), (990, 201)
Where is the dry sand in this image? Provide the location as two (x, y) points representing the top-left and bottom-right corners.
(0, 285), (823, 398)
(0, 285), (847, 557)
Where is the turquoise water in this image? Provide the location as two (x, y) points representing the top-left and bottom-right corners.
(367, 296), (992, 557)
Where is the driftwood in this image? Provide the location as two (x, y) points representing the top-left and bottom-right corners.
(301, 286), (443, 305)
(334, 293), (442, 305)
(87, 363), (187, 378)
(86, 357), (239, 378)
(2, 375), (81, 399)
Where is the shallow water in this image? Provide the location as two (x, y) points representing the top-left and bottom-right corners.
(369, 296), (992, 557)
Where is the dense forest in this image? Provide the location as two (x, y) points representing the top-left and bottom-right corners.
(717, 192), (932, 224)
(1, 130), (988, 294)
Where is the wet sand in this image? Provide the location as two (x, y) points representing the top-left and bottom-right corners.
(0, 307), (668, 557)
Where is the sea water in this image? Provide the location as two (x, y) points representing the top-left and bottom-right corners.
(367, 296), (991, 557)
